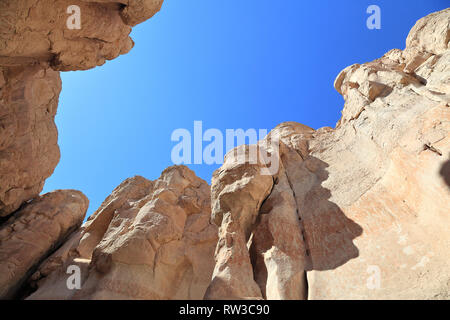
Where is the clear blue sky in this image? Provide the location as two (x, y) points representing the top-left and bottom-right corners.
(42, 0), (449, 218)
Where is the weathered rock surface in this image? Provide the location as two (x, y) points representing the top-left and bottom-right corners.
(206, 8), (450, 300)
(0, 64), (61, 217)
(0, 190), (88, 299)
(0, 5), (448, 300)
(0, 0), (163, 217)
(27, 166), (218, 300)
(0, 0), (163, 70)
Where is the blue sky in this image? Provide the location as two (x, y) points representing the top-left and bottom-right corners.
(42, 0), (450, 218)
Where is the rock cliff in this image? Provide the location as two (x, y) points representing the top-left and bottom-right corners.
(206, 8), (450, 299)
(27, 166), (217, 300)
(0, 0), (163, 217)
(0, 0), (164, 299)
(0, 2), (448, 300)
(0, 65), (61, 217)
(0, 190), (88, 299)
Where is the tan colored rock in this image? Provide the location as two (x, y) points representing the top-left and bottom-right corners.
(205, 145), (274, 300)
(1, 4), (447, 301)
(27, 166), (218, 300)
(406, 8), (450, 55)
(118, 0), (164, 27)
(80, 0), (164, 26)
(0, 64), (61, 217)
(0, 190), (88, 299)
(206, 8), (450, 300)
(0, 0), (163, 217)
(0, 0), (163, 70)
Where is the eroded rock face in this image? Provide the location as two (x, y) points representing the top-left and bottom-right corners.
(0, 190), (88, 299)
(206, 8), (450, 300)
(0, 0), (163, 217)
(0, 0), (163, 70)
(27, 166), (218, 300)
(0, 5), (448, 301)
(0, 65), (61, 217)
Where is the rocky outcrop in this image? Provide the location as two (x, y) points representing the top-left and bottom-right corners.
(0, 190), (88, 299)
(0, 65), (61, 217)
(0, 4), (448, 300)
(0, 0), (163, 217)
(0, 0), (165, 300)
(206, 8), (450, 300)
(0, 0), (163, 70)
(27, 166), (218, 300)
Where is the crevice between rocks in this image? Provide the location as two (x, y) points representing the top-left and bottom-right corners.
(12, 222), (82, 300)
(248, 152), (312, 300)
(281, 155), (312, 300)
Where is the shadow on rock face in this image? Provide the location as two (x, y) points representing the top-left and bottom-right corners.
(295, 156), (363, 271)
(439, 154), (450, 189)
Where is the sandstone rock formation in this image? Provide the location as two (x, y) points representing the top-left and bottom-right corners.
(0, 0), (163, 217)
(205, 8), (450, 300)
(0, 3), (449, 300)
(0, 190), (88, 299)
(0, 0), (165, 300)
(0, 65), (61, 217)
(27, 166), (218, 300)
(0, 0), (163, 70)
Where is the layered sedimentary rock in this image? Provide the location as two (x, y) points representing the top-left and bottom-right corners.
(27, 166), (218, 300)
(0, 190), (88, 299)
(206, 8), (450, 300)
(0, 0), (163, 217)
